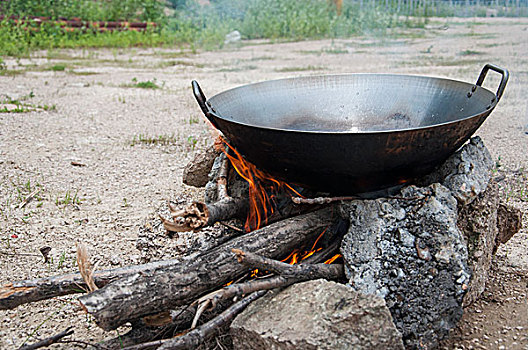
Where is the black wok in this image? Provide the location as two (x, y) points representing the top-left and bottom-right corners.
(191, 64), (508, 194)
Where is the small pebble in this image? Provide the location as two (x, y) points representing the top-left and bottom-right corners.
(110, 255), (122, 266)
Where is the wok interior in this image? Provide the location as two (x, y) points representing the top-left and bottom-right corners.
(209, 74), (495, 132)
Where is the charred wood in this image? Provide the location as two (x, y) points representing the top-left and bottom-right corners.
(78, 206), (338, 331)
(232, 249), (344, 280)
(100, 307), (195, 349)
(120, 291), (265, 350)
(195, 252), (344, 314)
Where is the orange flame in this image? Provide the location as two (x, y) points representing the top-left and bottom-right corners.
(220, 138), (341, 266)
(324, 254), (342, 264)
(221, 137), (303, 232)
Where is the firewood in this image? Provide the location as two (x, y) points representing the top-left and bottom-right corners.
(216, 155), (230, 200)
(120, 291), (266, 350)
(160, 197), (248, 232)
(232, 249), (344, 279)
(78, 206), (338, 331)
(0, 259), (187, 310)
(124, 248), (344, 349)
(194, 256), (344, 317)
(100, 306), (196, 349)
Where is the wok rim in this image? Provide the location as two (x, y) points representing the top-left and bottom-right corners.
(206, 73), (499, 135)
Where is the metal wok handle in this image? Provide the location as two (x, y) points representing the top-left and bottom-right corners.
(475, 64), (509, 102)
(191, 80), (220, 129)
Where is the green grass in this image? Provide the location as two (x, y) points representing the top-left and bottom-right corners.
(55, 190), (81, 207)
(69, 70), (99, 76)
(122, 78), (161, 89)
(135, 80), (159, 89)
(0, 0), (421, 57)
(459, 49), (484, 56)
(0, 101), (56, 113)
(218, 65), (257, 72)
(49, 64), (67, 71)
(0, 92), (56, 113)
(130, 134), (179, 146)
(299, 47), (349, 55)
(155, 60), (205, 69)
(1, 0), (524, 58)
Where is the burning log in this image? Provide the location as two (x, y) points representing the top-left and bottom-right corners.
(233, 249), (343, 278)
(194, 250), (344, 316)
(163, 154), (249, 233)
(108, 244), (344, 349)
(78, 206), (338, 330)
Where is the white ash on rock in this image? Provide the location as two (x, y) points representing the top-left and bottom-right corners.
(339, 183), (470, 350)
(418, 136), (493, 205)
(339, 136), (522, 349)
(230, 279), (404, 350)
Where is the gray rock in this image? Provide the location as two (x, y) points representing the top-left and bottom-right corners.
(182, 145), (220, 188)
(109, 254), (122, 266)
(340, 183), (471, 349)
(420, 136), (493, 205)
(496, 202), (523, 247)
(458, 181), (523, 306)
(457, 181), (499, 306)
(230, 279), (404, 350)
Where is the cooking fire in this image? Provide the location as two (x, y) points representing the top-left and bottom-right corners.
(1, 66), (522, 350)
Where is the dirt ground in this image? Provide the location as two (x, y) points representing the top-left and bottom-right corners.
(1, 16), (527, 349)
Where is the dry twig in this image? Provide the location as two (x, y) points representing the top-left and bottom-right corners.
(17, 188), (41, 209)
(191, 249), (344, 327)
(76, 243), (98, 292)
(18, 327), (74, 350)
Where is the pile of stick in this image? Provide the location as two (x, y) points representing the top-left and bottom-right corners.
(1, 151), (344, 349)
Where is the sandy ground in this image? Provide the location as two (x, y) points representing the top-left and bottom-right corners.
(1, 17), (527, 349)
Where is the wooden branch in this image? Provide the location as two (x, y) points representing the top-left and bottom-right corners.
(232, 249), (344, 280)
(121, 291), (266, 350)
(190, 248), (344, 337)
(17, 188), (41, 209)
(76, 243), (98, 292)
(163, 291), (266, 350)
(0, 259), (186, 310)
(100, 306), (196, 350)
(79, 206), (338, 330)
(160, 197), (248, 233)
(18, 327), (73, 350)
(301, 239), (341, 265)
(217, 156), (230, 200)
(195, 263), (343, 315)
(291, 195), (359, 205)
(182, 145), (221, 188)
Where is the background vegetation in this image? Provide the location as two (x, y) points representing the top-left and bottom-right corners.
(0, 0), (527, 56)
